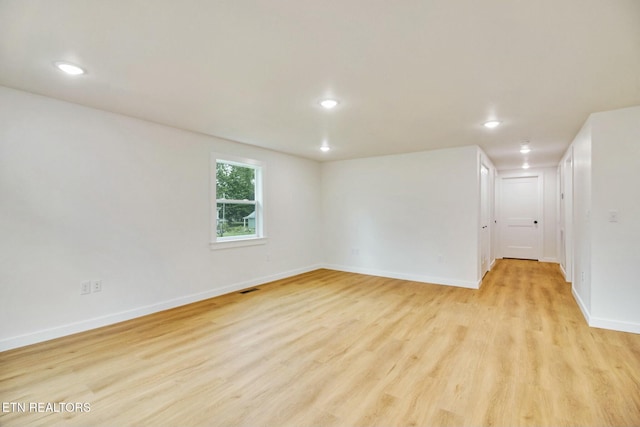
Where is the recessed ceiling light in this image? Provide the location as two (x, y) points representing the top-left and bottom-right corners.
(54, 61), (85, 76)
(483, 120), (501, 129)
(320, 99), (339, 109)
(320, 145), (330, 152)
(522, 162), (530, 169)
(520, 146), (531, 154)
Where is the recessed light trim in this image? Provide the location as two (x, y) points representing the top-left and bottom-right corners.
(522, 162), (530, 169)
(54, 61), (85, 76)
(319, 99), (339, 109)
(320, 145), (330, 152)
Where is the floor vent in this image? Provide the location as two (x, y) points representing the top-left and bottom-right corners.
(239, 288), (259, 294)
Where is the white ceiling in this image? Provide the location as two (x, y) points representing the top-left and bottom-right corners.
(1, 0), (639, 169)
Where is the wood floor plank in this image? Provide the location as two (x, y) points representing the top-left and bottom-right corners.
(2, 259), (640, 426)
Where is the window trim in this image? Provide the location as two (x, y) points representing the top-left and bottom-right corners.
(210, 153), (266, 249)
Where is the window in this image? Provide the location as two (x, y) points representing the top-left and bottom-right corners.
(211, 154), (265, 248)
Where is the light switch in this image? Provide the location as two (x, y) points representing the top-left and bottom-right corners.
(608, 210), (619, 223)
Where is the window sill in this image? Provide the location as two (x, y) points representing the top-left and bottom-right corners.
(210, 237), (268, 250)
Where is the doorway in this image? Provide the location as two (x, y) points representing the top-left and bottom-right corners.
(480, 163), (491, 276)
(499, 174), (542, 260)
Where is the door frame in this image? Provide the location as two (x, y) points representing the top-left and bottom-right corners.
(560, 148), (573, 282)
(496, 170), (544, 260)
(479, 161), (492, 277)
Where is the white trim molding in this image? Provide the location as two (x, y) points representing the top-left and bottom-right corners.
(571, 286), (640, 334)
(572, 286), (591, 326)
(210, 237), (268, 250)
(211, 152), (266, 247)
(0, 264), (322, 352)
(589, 317), (640, 335)
(323, 264), (481, 289)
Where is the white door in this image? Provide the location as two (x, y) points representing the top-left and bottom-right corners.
(500, 176), (541, 260)
(480, 164), (490, 276)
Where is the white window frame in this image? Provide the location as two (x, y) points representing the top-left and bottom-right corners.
(210, 153), (266, 250)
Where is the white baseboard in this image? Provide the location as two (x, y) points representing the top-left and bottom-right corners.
(7, 263), (635, 353)
(571, 285), (591, 326)
(589, 317), (640, 334)
(570, 286), (640, 334)
(559, 263), (567, 280)
(0, 264), (323, 352)
(323, 264), (480, 289)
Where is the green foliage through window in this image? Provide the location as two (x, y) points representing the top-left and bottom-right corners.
(216, 161), (258, 238)
(216, 163), (255, 201)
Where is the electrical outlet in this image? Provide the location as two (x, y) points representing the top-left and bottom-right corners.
(81, 281), (91, 295)
(92, 280), (102, 293)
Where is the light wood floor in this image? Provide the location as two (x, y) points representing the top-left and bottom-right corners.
(2, 259), (640, 426)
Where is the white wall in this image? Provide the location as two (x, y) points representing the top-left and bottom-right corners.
(569, 105), (640, 333)
(321, 146), (482, 288)
(570, 121), (592, 317)
(0, 86), (323, 350)
(590, 106), (640, 331)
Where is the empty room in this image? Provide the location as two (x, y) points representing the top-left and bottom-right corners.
(1, 1), (640, 426)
